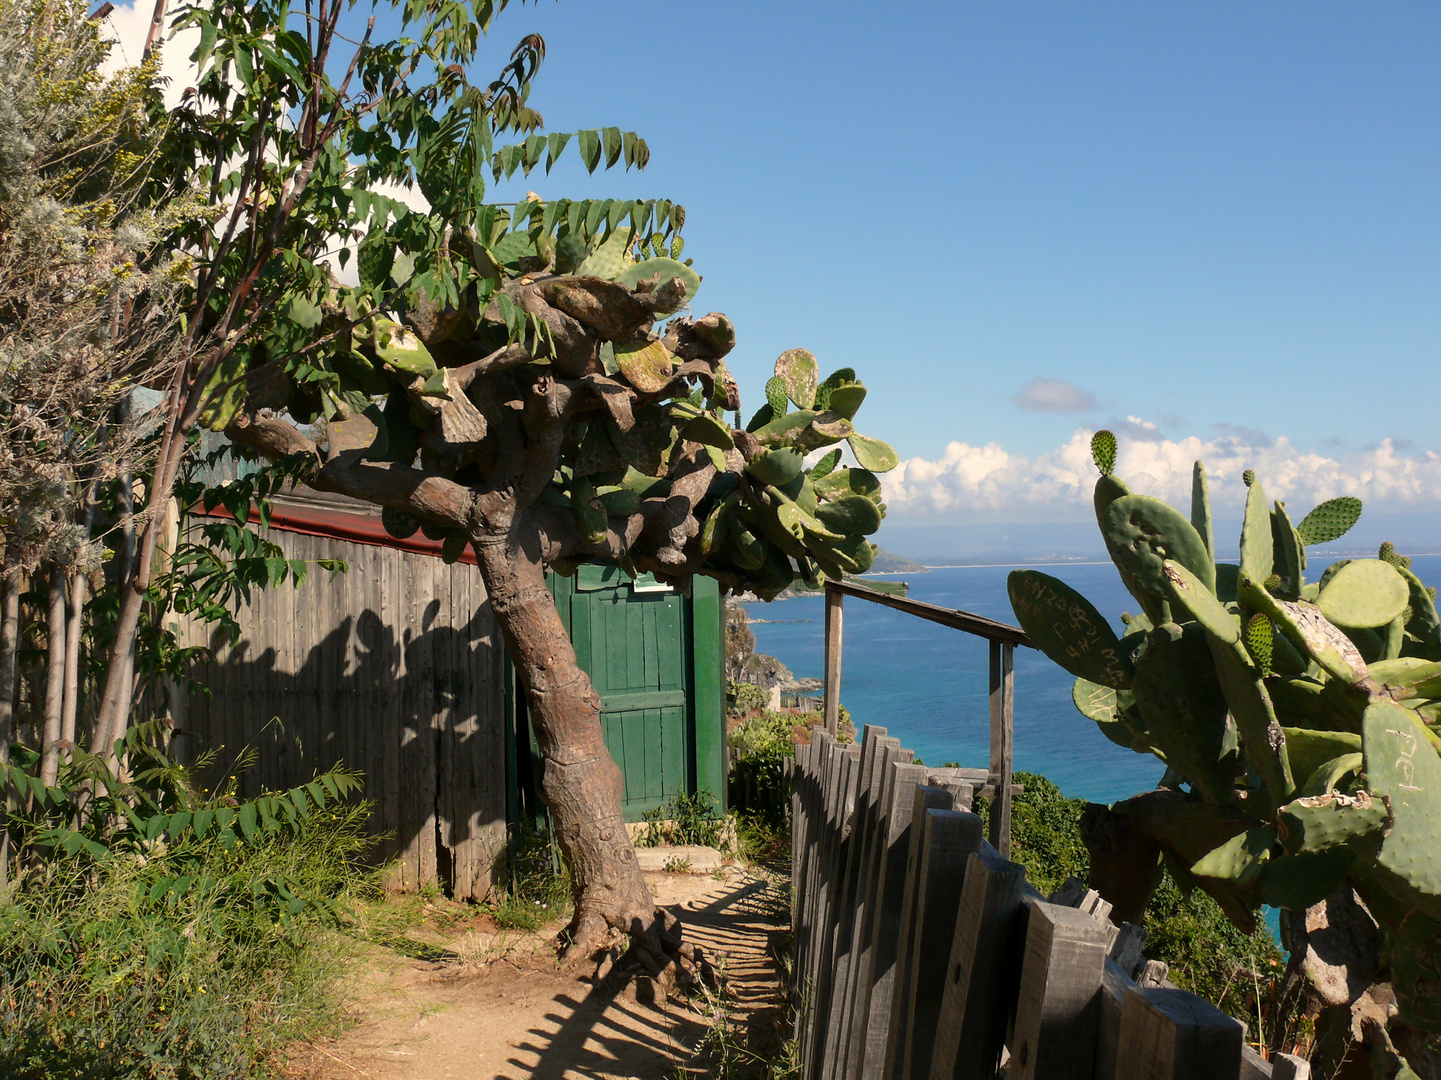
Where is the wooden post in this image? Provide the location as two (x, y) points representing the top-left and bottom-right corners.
(1116, 985), (1244, 1080)
(884, 789), (962, 1080)
(928, 848), (1028, 1080)
(825, 585), (844, 735)
(1095, 958), (1133, 1080)
(825, 733), (896, 1077)
(854, 762), (928, 1080)
(1271, 1054), (1309, 1080)
(988, 640), (1015, 857)
(833, 740), (906, 1078)
(1009, 901), (1109, 1080)
(896, 808), (983, 1080)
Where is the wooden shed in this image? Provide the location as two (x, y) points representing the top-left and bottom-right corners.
(177, 487), (726, 900)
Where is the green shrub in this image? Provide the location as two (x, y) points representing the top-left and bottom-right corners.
(0, 754), (371, 1079)
(727, 680), (769, 718)
(728, 711), (800, 822)
(635, 790), (727, 850)
(976, 772), (1283, 1034)
(488, 817), (572, 931)
(974, 772), (1090, 897)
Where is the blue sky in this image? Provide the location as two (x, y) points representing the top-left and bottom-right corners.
(108, 1), (1441, 524)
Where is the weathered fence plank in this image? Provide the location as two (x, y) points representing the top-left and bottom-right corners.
(1010, 901), (1109, 1080)
(854, 762), (928, 1080)
(1116, 984), (1245, 1080)
(928, 847), (1029, 1080)
(789, 728), (1310, 1080)
(825, 733), (896, 1078)
(893, 807), (983, 1080)
(884, 788), (961, 1080)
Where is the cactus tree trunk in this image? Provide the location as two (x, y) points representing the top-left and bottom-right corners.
(472, 528), (658, 959)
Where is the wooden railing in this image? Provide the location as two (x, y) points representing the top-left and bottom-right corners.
(822, 578), (1029, 857)
(789, 725), (1312, 1080)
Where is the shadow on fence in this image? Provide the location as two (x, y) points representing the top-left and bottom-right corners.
(788, 724), (1312, 1080)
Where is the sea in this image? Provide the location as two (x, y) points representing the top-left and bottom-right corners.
(743, 554), (1441, 807)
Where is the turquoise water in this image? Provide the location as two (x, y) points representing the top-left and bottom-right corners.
(744, 555), (1441, 807)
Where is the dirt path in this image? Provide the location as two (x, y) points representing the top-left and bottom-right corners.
(290, 866), (790, 1080)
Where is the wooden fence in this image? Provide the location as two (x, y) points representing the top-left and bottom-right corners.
(789, 724), (1312, 1080)
(822, 579), (1025, 858)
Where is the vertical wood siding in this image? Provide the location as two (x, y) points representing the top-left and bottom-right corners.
(177, 528), (507, 900)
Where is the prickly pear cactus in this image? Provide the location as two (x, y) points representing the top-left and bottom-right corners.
(1007, 436), (1441, 1050)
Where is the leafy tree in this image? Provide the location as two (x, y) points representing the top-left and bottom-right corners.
(0, 0), (186, 794)
(153, 0), (899, 959)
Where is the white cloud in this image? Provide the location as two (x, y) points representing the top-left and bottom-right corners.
(883, 426), (1441, 521)
(1012, 377), (1098, 413)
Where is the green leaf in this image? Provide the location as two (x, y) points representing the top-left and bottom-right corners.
(603, 126), (622, 168)
(237, 802), (258, 842)
(546, 132), (571, 173)
(577, 129), (601, 173)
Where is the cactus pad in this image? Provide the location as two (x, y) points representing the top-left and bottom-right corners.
(1207, 632), (1294, 801)
(1241, 577), (1369, 686)
(382, 507), (420, 539)
(1243, 469), (1255, 487)
(814, 494), (882, 536)
(1295, 496), (1362, 546)
(1391, 910), (1441, 1032)
(1091, 430), (1117, 475)
(813, 467), (881, 501)
(1191, 826), (1275, 888)
(813, 367), (858, 411)
(1072, 679), (1149, 752)
(1130, 622), (1236, 803)
(809, 449), (841, 480)
(747, 448), (804, 488)
(574, 229), (635, 280)
(1278, 790), (1389, 857)
(1162, 560), (1239, 644)
(1103, 494), (1216, 600)
(1316, 558), (1409, 630)
(728, 517), (767, 570)
(1239, 478), (1274, 585)
(1282, 728), (1362, 785)
(614, 338), (675, 394)
(1399, 564), (1441, 647)
(1256, 848), (1355, 911)
(1009, 570), (1135, 689)
(441, 531), (469, 564)
(680, 412), (734, 451)
(1191, 460), (1215, 557)
(765, 377), (789, 417)
(1271, 501), (1304, 596)
(1214, 562), (1241, 603)
(1300, 752), (1364, 797)
(1363, 700), (1441, 921)
(847, 433), (899, 473)
(373, 319), (438, 377)
(1243, 613), (1274, 675)
(616, 256), (700, 302)
(826, 384), (867, 420)
(774, 348), (819, 410)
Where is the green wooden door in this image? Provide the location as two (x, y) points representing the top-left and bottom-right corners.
(511, 565), (725, 822)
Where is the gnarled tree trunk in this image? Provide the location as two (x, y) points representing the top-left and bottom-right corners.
(473, 526), (659, 958)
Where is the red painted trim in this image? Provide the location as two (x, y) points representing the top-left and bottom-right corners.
(194, 500), (478, 566)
